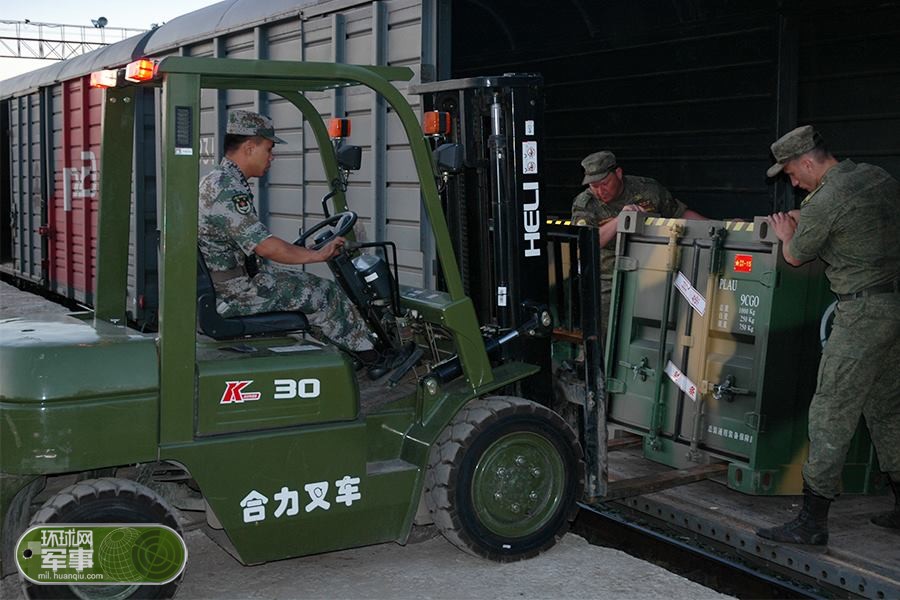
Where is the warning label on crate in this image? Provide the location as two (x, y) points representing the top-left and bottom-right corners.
(674, 271), (706, 316)
(665, 360), (698, 401)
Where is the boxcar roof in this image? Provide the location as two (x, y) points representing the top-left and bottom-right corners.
(0, 0), (321, 99)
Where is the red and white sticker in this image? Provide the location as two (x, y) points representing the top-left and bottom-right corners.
(733, 254), (753, 273)
(664, 360), (698, 401)
(221, 380), (261, 404)
(674, 271), (706, 316)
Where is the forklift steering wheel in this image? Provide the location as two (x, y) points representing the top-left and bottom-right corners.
(294, 211), (358, 251)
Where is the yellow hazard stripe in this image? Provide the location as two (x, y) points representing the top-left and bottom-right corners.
(724, 220), (755, 232)
(643, 217), (688, 226)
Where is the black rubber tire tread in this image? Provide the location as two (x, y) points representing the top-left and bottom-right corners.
(23, 477), (183, 600)
(424, 396), (584, 562)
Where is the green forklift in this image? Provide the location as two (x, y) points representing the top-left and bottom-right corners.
(0, 57), (584, 598)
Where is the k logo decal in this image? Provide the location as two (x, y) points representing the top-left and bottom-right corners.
(233, 194), (252, 215)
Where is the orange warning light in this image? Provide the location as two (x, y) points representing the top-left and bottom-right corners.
(328, 118), (351, 139)
(90, 69), (119, 88)
(124, 59), (157, 83)
(423, 111), (451, 136)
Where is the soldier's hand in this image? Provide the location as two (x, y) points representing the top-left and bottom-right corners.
(621, 203), (648, 213)
(766, 212), (797, 242)
(318, 236), (346, 261)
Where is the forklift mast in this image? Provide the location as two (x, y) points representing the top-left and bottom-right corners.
(412, 74), (551, 403)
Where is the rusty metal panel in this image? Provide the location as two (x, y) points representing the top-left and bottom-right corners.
(52, 76), (102, 305)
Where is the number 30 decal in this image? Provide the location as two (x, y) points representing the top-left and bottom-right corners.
(274, 379), (321, 399)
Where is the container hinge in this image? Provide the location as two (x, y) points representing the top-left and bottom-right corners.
(744, 412), (762, 431)
(606, 378), (626, 394)
(615, 256), (639, 272)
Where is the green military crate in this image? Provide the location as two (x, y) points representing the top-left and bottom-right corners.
(605, 215), (878, 495)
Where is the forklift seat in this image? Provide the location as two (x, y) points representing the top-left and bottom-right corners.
(197, 252), (310, 340)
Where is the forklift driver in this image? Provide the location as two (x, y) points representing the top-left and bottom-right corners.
(571, 150), (708, 341)
(198, 110), (387, 372)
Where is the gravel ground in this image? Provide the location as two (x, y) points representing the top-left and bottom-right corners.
(3, 529), (731, 600)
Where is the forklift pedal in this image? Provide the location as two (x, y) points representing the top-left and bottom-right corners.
(387, 346), (425, 387)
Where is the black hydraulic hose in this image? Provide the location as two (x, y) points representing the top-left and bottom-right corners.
(427, 317), (536, 383)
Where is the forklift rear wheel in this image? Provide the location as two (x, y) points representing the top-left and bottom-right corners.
(22, 478), (183, 600)
(425, 396), (584, 562)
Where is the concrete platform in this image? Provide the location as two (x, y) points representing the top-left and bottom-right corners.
(0, 280), (74, 320)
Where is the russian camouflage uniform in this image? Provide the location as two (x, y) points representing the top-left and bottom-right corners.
(571, 175), (687, 341)
(789, 159), (900, 498)
(198, 157), (374, 352)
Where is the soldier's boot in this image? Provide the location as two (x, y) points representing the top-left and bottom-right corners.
(757, 487), (831, 545)
(356, 349), (379, 371)
(366, 342), (416, 381)
(870, 479), (900, 529)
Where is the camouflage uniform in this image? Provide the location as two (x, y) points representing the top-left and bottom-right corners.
(198, 156), (374, 352)
(788, 159), (900, 499)
(571, 173), (687, 342)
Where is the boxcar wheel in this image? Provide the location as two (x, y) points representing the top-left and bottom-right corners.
(425, 396), (584, 562)
(22, 478), (183, 600)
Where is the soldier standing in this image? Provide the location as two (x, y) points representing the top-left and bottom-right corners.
(198, 110), (378, 361)
(758, 125), (900, 545)
(570, 151), (707, 342)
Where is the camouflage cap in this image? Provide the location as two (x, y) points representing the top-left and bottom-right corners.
(226, 110), (286, 144)
(581, 151), (618, 185)
(766, 125), (822, 177)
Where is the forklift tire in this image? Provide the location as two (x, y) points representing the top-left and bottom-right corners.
(425, 396), (584, 562)
(22, 478), (183, 600)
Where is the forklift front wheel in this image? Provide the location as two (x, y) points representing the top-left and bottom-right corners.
(22, 477), (183, 600)
(425, 396), (584, 562)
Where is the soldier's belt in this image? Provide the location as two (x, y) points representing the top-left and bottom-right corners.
(836, 279), (900, 301)
(209, 267), (247, 284)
